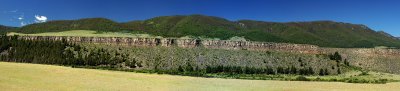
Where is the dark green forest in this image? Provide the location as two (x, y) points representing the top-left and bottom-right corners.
(5, 15), (400, 48)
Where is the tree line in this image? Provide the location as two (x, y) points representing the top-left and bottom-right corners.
(173, 64), (318, 76)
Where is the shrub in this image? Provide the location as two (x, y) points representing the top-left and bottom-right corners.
(376, 79), (388, 84)
(324, 68), (329, 75)
(360, 71), (368, 76)
(294, 76), (310, 81)
(337, 68), (341, 74)
(319, 69), (325, 76)
(329, 52), (342, 61)
(328, 78), (337, 82)
(344, 59), (350, 66)
(313, 77), (321, 81)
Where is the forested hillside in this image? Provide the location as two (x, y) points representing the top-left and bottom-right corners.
(17, 18), (123, 33)
(0, 25), (15, 34)
(8, 15), (400, 48)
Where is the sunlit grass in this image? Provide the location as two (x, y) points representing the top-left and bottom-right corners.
(1, 62), (400, 91)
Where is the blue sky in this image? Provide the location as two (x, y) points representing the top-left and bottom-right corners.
(1, 0), (399, 36)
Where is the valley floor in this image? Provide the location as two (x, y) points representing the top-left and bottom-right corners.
(0, 62), (399, 91)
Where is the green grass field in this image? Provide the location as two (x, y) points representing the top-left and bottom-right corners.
(7, 30), (162, 38)
(1, 62), (400, 91)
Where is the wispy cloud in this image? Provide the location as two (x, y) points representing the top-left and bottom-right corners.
(10, 10), (18, 13)
(3, 10), (18, 13)
(20, 21), (27, 26)
(34, 15), (47, 23)
(18, 15), (25, 26)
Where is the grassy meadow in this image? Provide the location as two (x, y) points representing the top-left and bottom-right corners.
(7, 30), (162, 38)
(1, 62), (400, 91)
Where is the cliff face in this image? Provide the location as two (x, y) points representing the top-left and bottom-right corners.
(200, 39), (319, 53)
(321, 48), (400, 74)
(349, 48), (400, 73)
(17, 36), (320, 54)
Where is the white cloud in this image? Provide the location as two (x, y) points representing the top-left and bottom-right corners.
(17, 15), (26, 26)
(20, 21), (27, 26)
(18, 16), (24, 20)
(34, 15), (47, 23)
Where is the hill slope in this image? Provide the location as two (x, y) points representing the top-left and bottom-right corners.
(238, 20), (400, 47)
(0, 25), (15, 34)
(17, 18), (122, 33)
(11, 15), (400, 48)
(0, 25), (13, 30)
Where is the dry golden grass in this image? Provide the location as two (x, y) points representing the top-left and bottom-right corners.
(0, 62), (399, 91)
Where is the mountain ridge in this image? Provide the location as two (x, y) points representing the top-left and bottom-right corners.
(3, 14), (400, 48)
(0, 25), (16, 34)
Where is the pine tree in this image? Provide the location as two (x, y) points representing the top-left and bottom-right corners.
(178, 65), (184, 72)
(277, 67), (284, 74)
(298, 57), (302, 62)
(324, 68), (329, 75)
(308, 67), (314, 75)
(185, 63), (194, 72)
(337, 68), (341, 74)
(205, 66), (212, 73)
(329, 52), (342, 61)
(344, 59), (350, 66)
(290, 65), (297, 74)
(319, 68), (325, 76)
